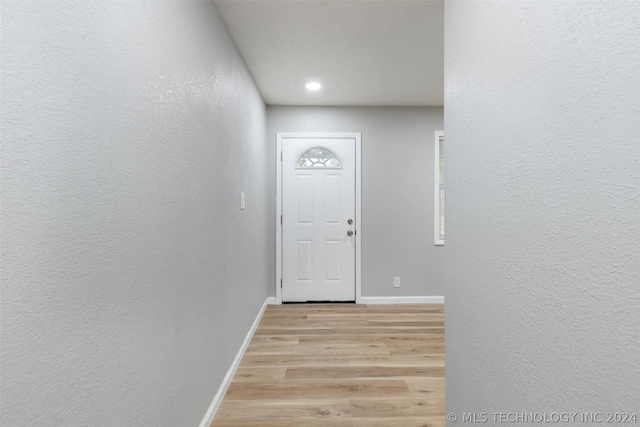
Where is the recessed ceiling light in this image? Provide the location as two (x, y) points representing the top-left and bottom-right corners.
(306, 82), (322, 91)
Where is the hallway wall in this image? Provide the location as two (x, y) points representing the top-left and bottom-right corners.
(444, 0), (640, 416)
(267, 107), (444, 298)
(1, 2), (268, 425)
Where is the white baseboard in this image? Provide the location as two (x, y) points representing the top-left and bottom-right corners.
(360, 296), (444, 304)
(199, 296), (276, 427)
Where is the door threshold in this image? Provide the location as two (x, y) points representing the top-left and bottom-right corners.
(283, 301), (356, 304)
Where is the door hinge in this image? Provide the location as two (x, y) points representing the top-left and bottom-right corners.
(280, 215), (283, 225)
(280, 278), (283, 288)
(280, 151), (283, 161)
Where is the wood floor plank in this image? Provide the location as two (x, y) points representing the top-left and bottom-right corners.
(211, 303), (445, 426)
(255, 320), (373, 328)
(254, 327), (334, 335)
(225, 379), (412, 399)
(210, 420), (293, 427)
(329, 327), (444, 335)
(245, 342), (391, 356)
(347, 354), (445, 367)
(383, 335), (445, 342)
(215, 398), (352, 419)
(387, 344), (446, 354)
(349, 397), (445, 417)
(307, 313), (444, 320)
(297, 334), (444, 344)
(240, 354), (350, 366)
(404, 378), (446, 398)
(231, 367), (287, 382)
(285, 366), (445, 380)
(366, 320), (445, 327)
(295, 417), (445, 427)
(249, 336), (300, 344)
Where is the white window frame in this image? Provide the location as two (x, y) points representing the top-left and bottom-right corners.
(434, 131), (444, 245)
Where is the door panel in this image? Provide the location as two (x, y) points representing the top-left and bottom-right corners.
(296, 175), (313, 224)
(296, 241), (313, 281)
(325, 241), (342, 281)
(282, 137), (356, 302)
(324, 175), (341, 223)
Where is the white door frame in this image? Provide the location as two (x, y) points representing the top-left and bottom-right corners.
(276, 132), (362, 305)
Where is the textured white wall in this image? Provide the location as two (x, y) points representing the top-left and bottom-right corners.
(444, 0), (640, 417)
(1, 2), (268, 425)
(267, 107), (445, 297)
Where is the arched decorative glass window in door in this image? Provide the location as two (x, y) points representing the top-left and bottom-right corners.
(296, 146), (341, 169)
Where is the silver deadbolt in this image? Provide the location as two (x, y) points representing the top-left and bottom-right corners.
(347, 219), (353, 225)
(347, 230), (354, 237)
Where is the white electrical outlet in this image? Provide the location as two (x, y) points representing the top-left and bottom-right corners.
(394, 277), (401, 288)
(240, 192), (245, 210)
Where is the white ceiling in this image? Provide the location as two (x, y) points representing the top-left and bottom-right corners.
(216, 0), (444, 107)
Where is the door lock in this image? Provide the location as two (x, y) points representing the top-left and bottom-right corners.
(347, 219), (353, 225)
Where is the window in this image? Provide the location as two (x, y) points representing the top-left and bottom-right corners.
(297, 146), (341, 169)
(434, 131), (444, 245)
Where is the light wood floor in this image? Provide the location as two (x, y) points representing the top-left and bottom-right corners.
(211, 303), (445, 427)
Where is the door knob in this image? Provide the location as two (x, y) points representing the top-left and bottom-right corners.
(347, 230), (354, 236)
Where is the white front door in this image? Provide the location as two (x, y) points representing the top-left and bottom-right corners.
(281, 135), (356, 302)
